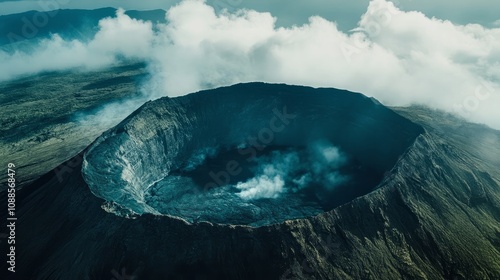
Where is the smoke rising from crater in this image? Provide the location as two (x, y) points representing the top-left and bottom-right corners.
(1, 0), (500, 129)
(235, 142), (349, 201)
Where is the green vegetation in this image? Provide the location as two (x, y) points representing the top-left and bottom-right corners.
(0, 62), (147, 186)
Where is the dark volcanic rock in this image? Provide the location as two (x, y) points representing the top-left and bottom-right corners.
(82, 83), (423, 225)
(1, 83), (499, 280)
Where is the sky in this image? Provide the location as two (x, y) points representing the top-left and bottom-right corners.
(1, 0), (500, 30)
(0, 0), (499, 130)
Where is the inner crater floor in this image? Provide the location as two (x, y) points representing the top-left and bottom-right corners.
(144, 144), (383, 226)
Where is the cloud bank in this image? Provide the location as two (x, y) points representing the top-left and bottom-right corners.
(1, 0), (500, 129)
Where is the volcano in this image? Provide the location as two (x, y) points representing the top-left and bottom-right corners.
(82, 83), (423, 226)
(1, 83), (499, 279)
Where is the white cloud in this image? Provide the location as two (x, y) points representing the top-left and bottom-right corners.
(0, 8), (153, 80)
(91, 9), (155, 57)
(1, 0), (500, 130)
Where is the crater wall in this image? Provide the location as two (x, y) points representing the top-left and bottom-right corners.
(82, 83), (424, 217)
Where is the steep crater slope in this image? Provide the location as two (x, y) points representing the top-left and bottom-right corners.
(82, 83), (423, 225)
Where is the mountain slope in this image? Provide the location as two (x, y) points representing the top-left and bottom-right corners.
(1, 83), (499, 280)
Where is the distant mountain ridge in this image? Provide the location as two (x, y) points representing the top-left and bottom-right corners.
(0, 8), (166, 48)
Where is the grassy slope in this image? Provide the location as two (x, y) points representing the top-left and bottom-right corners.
(0, 63), (148, 187)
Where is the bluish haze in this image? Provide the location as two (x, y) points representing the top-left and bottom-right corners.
(0, 0), (499, 30)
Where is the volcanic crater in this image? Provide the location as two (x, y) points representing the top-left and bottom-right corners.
(82, 83), (423, 226)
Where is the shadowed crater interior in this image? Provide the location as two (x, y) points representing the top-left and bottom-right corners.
(82, 83), (423, 226)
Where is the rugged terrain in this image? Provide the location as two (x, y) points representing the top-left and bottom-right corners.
(0, 81), (499, 280)
(0, 62), (148, 187)
(82, 83), (423, 226)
